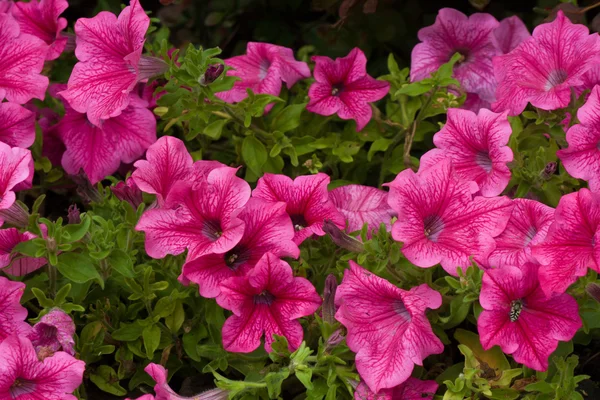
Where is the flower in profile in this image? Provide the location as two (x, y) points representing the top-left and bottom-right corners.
(181, 198), (299, 298)
(306, 48), (389, 131)
(494, 16), (530, 54)
(419, 108), (513, 197)
(492, 11), (600, 115)
(216, 42), (310, 105)
(0, 142), (33, 220)
(533, 189), (600, 295)
(386, 158), (513, 275)
(217, 252), (321, 353)
(478, 263), (581, 371)
(0, 277), (30, 344)
(0, 13), (49, 104)
(0, 228), (47, 276)
(136, 166), (250, 260)
(0, 335), (85, 400)
(28, 308), (76, 357)
(112, 177), (143, 209)
(354, 377), (438, 400)
(59, 0), (168, 126)
(410, 8), (499, 103)
(485, 199), (554, 268)
(11, 0), (68, 60)
(0, 102), (36, 148)
(335, 261), (443, 393)
(329, 184), (396, 238)
(253, 173), (345, 244)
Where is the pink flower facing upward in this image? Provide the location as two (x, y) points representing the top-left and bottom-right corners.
(386, 158), (513, 275)
(533, 189), (600, 295)
(0, 277), (30, 344)
(0, 335), (85, 400)
(27, 308), (76, 357)
(478, 262), (581, 371)
(136, 165), (251, 261)
(11, 0), (69, 60)
(0, 228), (47, 276)
(306, 47), (389, 131)
(181, 198), (300, 298)
(0, 102), (36, 148)
(59, 0), (168, 126)
(216, 42), (310, 106)
(493, 11), (600, 116)
(329, 184), (396, 238)
(0, 13), (49, 104)
(335, 261), (443, 393)
(0, 142), (34, 220)
(217, 252), (321, 353)
(253, 173), (346, 245)
(354, 377), (438, 400)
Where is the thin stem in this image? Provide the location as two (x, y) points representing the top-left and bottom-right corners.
(403, 85), (439, 170)
(221, 105), (271, 141)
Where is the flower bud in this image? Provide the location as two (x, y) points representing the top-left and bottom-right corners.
(112, 178), (143, 208)
(586, 282), (600, 303)
(323, 219), (364, 253)
(540, 162), (557, 180)
(67, 205), (81, 224)
(199, 64), (224, 85)
(323, 274), (338, 325)
(325, 329), (345, 352)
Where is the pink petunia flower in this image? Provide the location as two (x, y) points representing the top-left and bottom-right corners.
(386, 158), (513, 275)
(27, 308), (76, 357)
(112, 177), (144, 209)
(216, 42), (310, 106)
(306, 48), (389, 131)
(492, 11), (600, 116)
(0, 102), (36, 148)
(335, 261), (443, 393)
(493, 16), (530, 55)
(558, 86), (600, 190)
(485, 199), (554, 268)
(0, 228), (47, 276)
(253, 173), (346, 245)
(460, 92), (491, 113)
(0, 0), (12, 13)
(328, 184), (396, 238)
(478, 262), (581, 371)
(59, 0), (168, 126)
(181, 198), (300, 298)
(11, 0), (68, 60)
(136, 165), (250, 260)
(410, 8), (499, 103)
(0, 335), (85, 400)
(419, 108), (513, 197)
(533, 189), (600, 295)
(354, 377), (438, 400)
(0, 142), (34, 221)
(0, 13), (49, 104)
(217, 252), (321, 353)
(0, 277), (30, 344)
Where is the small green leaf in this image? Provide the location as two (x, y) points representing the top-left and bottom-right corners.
(62, 214), (91, 242)
(111, 322), (145, 341)
(108, 250), (135, 278)
(203, 119), (228, 139)
(142, 324), (161, 359)
(56, 252), (103, 288)
(265, 369), (290, 399)
(271, 104), (306, 133)
(90, 365), (127, 396)
(241, 135), (267, 176)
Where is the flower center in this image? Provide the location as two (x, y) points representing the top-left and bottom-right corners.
(524, 226), (538, 246)
(423, 215), (444, 242)
(393, 299), (412, 321)
(201, 219), (223, 241)
(10, 378), (37, 397)
(453, 47), (471, 63)
(509, 299), (523, 322)
(544, 69), (568, 91)
(259, 59), (271, 80)
(331, 83), (344, 96)
(475, 151), (493, 173)
(253, 290), (276, 306)
(224, 246), (248, 271)
(291, 214), (308, 231)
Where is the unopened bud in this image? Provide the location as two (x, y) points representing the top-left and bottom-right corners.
(540, 162), (557, 180)
(325, 329), (345, 352)
(199, 64), (224, 85)
(586, 283), (600, 303)
(323, 219), (364, 253)
(67, 205), (81, 224)
(323, 274), (338, 325)
(112, 178), (143, 208)
(0, 202), (30, 228)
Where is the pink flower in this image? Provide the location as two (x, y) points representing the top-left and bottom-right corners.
(0, 1), (12, 13)
(11, 0), (68, 60)
(28, 308), (76, 356)
(0, 142), (34, 220)
(0, 102), (35, 148)
(216, 42), (310, 105)
(306, 48), (389, 131)
(112, 177), (143, 209)
(217, 252), (321, 353)
(253, 173), (345, 245)
(494, 16), (530, 55)
(533, 189), (600, 295)
(410, 8), (499, 102)
(0, 277), (30, 344)
(59, 0), (168, 126)
(354, 377), (438, 400)
(329, 184), (396, 238)
(140, 363), (228, 400)
(492, 11), (600, 115)
(386, 158), (513, 275)
(419, 108), (513, 197)
(478, 263), (581, 371)
(0, 228), (47, 276)
(486, 199), (554, 268)
(0, 13), (49, 104)
(460, 93), (491, 113)
(181, 198), (300, 298)
(0, 335), (85, 400)
(136, 166), (250, 260)
(335, 261), (443, 393)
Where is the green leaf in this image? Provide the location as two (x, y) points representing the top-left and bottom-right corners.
(54, 283), (71, 305)
(56, 252), (103, 288)
(62, 214), (91, 242)
(165, 301), (185, 333)
(31, 287), (54, 308)
(203, 119), (228, 140)
(271, 104), (306, 133)
(295, 367), (313, 390)
(142, 324), (161, 359)
(241, 135), (268, 176)
(107, 250), (135, 278)
(90, 366), (127, 396)
(13, 238), (46, 258)
(111, 322), (145, 341)
(454, 329), (511, 372)
(368, 138), (393, 161)
(397, 82), (433, 96)
(265, 369), (290, 399)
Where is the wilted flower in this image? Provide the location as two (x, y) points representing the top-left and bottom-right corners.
(200, 63), (224, 85)
(28, 308), (76, 357)
(322, 274), (338, 325)
(323, 219), (365, 253)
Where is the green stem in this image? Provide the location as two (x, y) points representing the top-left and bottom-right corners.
(222, 105), (271, 141)
(403, 85), (439, 170)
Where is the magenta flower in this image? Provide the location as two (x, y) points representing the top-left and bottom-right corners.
(386, 158), (513, 275)
(216, 42), (310, 105)
(0, 13), (49, 104)
(0, 102), (35, 148)
(461, 92), (491, 113)
(0, 228), (47, 276)
(0, 142), (33, 220)
(11, 0), (68, 60)
(335, 261), (443, 393)
(329, 184), (396, 238)
(59, 0), (168, 126)
(478, 263), (581, 371)
(112, 177), (143, 209)
(493, 11), (600, 115)
(306, 48), (389, 131)
(419, 108), (513, 197)
(411, 8), (499, 103)
(28, 308), (76, 357)
(136, 165), (250, 260)
(494, 16), (530, 55)
(217, 252), (321, 353)
(253, 173), (346, 245)
(0, 1), (12, 13)
(0, 277), (30, 344)
(533, 189), (600, 295)
(181, 198), (300, 298)
(0, 335), (85, 400)
(354, 377), (438, 400)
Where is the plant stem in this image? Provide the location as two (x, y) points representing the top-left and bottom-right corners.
(403, 85), (439, 170)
